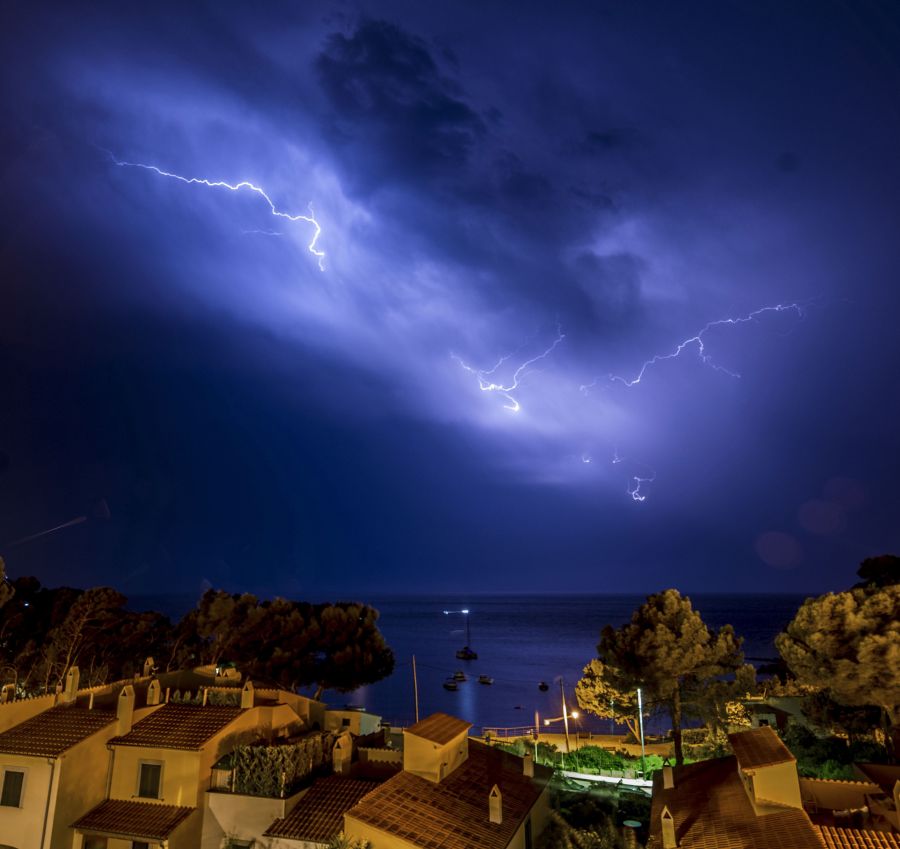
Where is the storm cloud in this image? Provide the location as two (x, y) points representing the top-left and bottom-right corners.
(2, 1), (899, 595)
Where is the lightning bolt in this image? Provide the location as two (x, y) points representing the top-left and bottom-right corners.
(583, 302), (807, 390)
(628, 470), (656, 502)
(610, 447), (655, 502)
(452, 327), (566, 413)
(105, 152), (325, 270)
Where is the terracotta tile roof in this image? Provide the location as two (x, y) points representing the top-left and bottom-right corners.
(264, 776), (383, 841)
(110, 703), (242, 750)
(72, 799), (194, 839)
(647, 756), (824, 849)
(346, 740), (551, 849)
(0, 706), (115, 757)
(818, 827), (900, 849)
(728, 725), (795, 769)
(406, 712), (472, 745)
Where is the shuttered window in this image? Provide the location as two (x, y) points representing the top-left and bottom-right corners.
(0, 770), (24, 807)
(137, 762), (162, 799)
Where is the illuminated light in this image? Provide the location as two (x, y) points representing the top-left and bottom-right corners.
(452, 326), (566, 413)
(104, 152), (326, 270)
(571, 711), (579, 719)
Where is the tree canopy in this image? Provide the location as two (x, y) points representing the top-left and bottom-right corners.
(0, 579), (394, 699)
(575, 659), (643, 740)
(580, 589), (745, 765)
(179, 590), (395, 694)
(776, 584), (900, 756)
(853, 554), (900, 589)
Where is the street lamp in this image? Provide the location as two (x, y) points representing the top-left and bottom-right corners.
(637, 687), (647, 778)
(540, 679), (579, 753)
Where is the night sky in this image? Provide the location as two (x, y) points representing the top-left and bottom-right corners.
(2, 1), (899, 596)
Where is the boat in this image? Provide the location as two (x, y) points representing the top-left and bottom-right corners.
(453, 670), (467, 682)
(443, 678), (459, 691)
(453, 609), (479, 660)
(478, 675), (494, 685)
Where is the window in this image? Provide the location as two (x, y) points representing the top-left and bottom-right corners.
(0, 769), (24, 807)
(83, 838), (107, 849)
(225, 841), (253, 849)
(137, 762), (162, 799)
(132, 843), (149, 849)
(341, 717), (351, 727)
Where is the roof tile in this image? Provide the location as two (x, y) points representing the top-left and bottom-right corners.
(72, 799), (194, 840)
(0, 706), (115, 758)
(346, 741), (550, 849)
(406, 713), (472, 745)
(818, 826), (900, 849)
(647, 756), (823, 849)
(110, 703), (242, 750)
(728, 725), (795, 769)
(264, 776), (383, 841)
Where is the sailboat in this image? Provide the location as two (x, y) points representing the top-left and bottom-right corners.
(455, 612), (478, 660)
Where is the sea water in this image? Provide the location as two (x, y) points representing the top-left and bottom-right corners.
(131, 592), (807, 734)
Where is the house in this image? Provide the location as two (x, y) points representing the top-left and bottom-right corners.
(647, 725), (900, 849)
(71, 682), (310, 848)
(0, 669), (158, 849)
(341, 712), (553, 849)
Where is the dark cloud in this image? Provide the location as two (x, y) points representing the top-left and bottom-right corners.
(1, 0), (899, 594)
(315, 19), (486, 193)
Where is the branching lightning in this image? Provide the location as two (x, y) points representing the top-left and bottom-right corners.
(581, 302), (807, 391)
(106, 153), (325, 270)
(452, 326), (566, 413)
(627, 470), (656, 502)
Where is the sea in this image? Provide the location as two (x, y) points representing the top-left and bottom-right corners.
(130, 593), (806, 735)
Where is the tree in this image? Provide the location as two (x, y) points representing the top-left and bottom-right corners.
(0, 558), (14, 610)
(575, 659), (644, 740)
(776, 584), (900, 757)
(591, 589), (744, 765)
(179, 590), (395, 695)
(853, 554), (900, 589)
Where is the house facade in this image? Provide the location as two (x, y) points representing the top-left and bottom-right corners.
(72, 682), (312, 849)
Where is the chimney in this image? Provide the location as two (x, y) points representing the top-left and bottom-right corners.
(61, 666), (80, 704)
(661, 805), (677, 849)
(489, 784), (502, 824)
(333, 732), (353, 775)
(663, 765), (675, 790)
(143, 657), (155, 678)
(117, 685), (135, 735)
(241, 680), (254, 710)
(147, 679), (161, 707)
(523, 751), (534, 778)
(0, 684), (13, 704)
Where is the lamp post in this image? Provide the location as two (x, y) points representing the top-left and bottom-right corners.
(543, 680), (580, 754)
(637, 687), (647, 778)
